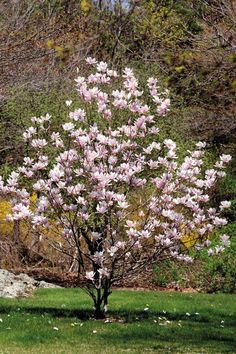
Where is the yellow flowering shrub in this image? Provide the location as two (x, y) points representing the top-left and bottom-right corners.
(0, 198), (13, 236)
(181, 228), (200, 249)
(0, 195), (70, 268)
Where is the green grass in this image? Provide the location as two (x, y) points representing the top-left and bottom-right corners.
(0, 289), (235, 353)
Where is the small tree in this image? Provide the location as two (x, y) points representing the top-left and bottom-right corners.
(0, 58), (231, 318)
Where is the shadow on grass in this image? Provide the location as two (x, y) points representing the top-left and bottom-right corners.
(99, 328), (236, 354)
(13, 306), (236, 351)
(0, 303), (235, 351)
(0, 303), (235, 325)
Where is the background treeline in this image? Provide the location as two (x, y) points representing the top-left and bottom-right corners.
(0, 0), (235, 292)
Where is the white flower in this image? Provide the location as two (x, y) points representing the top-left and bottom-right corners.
(108, 246), (118, 257)
(86, 57), (97, 65)
(91, 232), (101, 240)
(12, 204), (32, 220)
(97, 61), (108, 72)
(63, 122), (75, 132)
(23, 127), (37, 140)
(85, 271), (95, 281)
(65, 100), (72, 106)
(69, 109), (86, 122)
(96, 202), (108, 214)
(196, 141), (206, 149)
(117, 201), (129, 209)
(98, 268), (109, 278)
(31, 139), (47, 149)
(220, 234), (230, 247)
(215, 245), (225, 254)
(164, 139), (176, 150)
(208, 249), (214, 256)
(126, 220), (137, 228)
(32, 215), (48, 227)
(220, 201), (231, 210)
(220, 154), (232, 163)
(49, 165), (64, 182)
(213, 217), (227, 226)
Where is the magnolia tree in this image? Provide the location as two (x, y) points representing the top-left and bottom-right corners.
(0, 58), (231, 318)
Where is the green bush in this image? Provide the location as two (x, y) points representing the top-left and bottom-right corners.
(200, 222), (236, 293)
(0, 83), (75, 170)
(153, 259), (184, 287)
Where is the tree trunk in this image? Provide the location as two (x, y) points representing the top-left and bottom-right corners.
(93, 287), (111, 319)
(94, 303), (105, 319)
(94, 288), (105, 319)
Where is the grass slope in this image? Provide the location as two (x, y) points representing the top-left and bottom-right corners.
(0, 289), (235, 353)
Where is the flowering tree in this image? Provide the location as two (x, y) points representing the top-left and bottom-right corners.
(0, 58), (231, 318)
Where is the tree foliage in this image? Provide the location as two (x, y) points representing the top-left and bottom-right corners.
(0, 59), (232, 317)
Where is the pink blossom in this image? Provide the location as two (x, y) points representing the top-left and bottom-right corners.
(32, 215), (49, 227)
(220, 234), (230, 247)
(86, 57), (97, 65)
(23, 127), (37, 140)
(63, 122), (75, 132)
(208, 249), (214, 256)
(107, 69), (118, 77)
(37, 196), (49, 212)
(33, 179), (50, 192)
(164, 139), (176, 150)
(156, 98), (170, 116)
(49, 165), (64, 182)
(213, 217), (227, 226)
(85, 271), (95, 281)
(31, 139), (47, 149)
(97, 61), (108, 72)
(215, 245), (225, 254)
(91, 232), (101, 240)
(51, 132), (64, 148)
(220, 201), (231, 210)
(98, 268), (109, 278)
(23, 157), (34, 166)
(75, 76), (86, 86)
(220, 154), (232, 163)
(69, 109), (86, 122)
(117, 201), (129, 209)
(196, 141), (206, 149)
(11, 203), (32, 220)
(96, 201), (108, 214)
(108, 246), (118, 257)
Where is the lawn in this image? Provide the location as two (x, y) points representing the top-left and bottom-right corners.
(0, 289), (235, 353)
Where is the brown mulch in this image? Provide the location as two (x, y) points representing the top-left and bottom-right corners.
(9, 267), (198, 293)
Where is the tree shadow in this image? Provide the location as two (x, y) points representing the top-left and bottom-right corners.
(0, 302), (235, 351)
(0, 303), (235, 325)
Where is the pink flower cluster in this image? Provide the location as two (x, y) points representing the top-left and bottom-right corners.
(0, 58), (232, 288)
